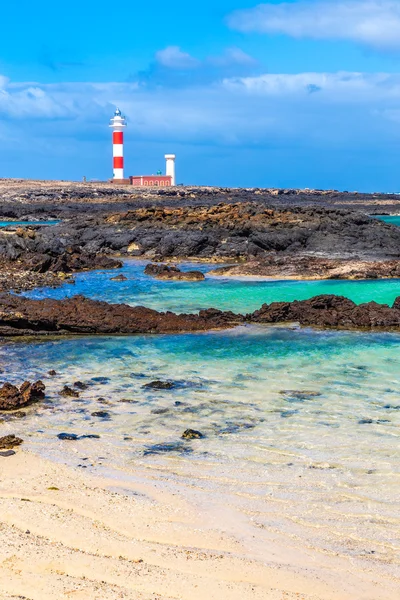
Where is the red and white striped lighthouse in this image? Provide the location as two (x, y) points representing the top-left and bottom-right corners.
(109, 108), (127, 181)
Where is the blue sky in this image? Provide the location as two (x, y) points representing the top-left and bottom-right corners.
(2, 0), (400, 190)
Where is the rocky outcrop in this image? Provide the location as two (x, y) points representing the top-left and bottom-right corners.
(0, 294), (241, 336)
(144, 263), (205, 281)
(0, 380), (45, 410)
(210, 256), (400, 280)
(0, 293), (400, 336)
(249, 295), (400, 329)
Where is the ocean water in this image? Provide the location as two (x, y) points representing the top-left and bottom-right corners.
(25, 259), (400, 313)
(372, 215), (400, 226)
(0, 220), (60, 227)
(1, 326), (399, 568)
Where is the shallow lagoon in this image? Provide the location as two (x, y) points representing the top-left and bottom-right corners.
(1, 326), (400, 567)
(25, 259), (400, 313)
(7, 259), (400, 572)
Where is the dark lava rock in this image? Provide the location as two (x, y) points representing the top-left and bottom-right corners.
(144, 263), (205, 281)
(143, 380), (176, 390)
(91, 411), (110, 418)
(0, 294), (240, 336)
(79, 434), (101, 439)
(182, 429), (204, 439)
(74, 381), (88, 390)
(110, 274), (128, 281)
(0, 450), (16, 457)
(0, 380), (45, 410)
(59, 385), (79, 398)
(57, 433), (78, 440)
(151, 407), (170, 415)
(2, 293), (400, 337)
(48, 370), (57, 376)
(0, 434), (23, 449)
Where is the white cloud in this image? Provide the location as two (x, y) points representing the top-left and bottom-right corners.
(208, 47), (258, 67)
(1, 70), (400, 155)
(155, 46), (199, 69)
(227, 1), (400, 50)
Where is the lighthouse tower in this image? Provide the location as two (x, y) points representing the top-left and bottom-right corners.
(109, 108), (127, 181)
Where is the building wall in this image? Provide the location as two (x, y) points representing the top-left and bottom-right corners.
(130, 176), (172, 187)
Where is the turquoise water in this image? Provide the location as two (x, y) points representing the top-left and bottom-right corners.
(25, 259), (400, 313)
(1, 327), (399, 564)
(0, 220), (60, 227)
(372, 215), (400, 226)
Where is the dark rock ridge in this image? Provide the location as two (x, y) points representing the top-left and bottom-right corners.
(1, 293), (400, 335)
(1, 203), (400, 293)
(0, 380), (45, 410)
(144, 263), (205, 281)
(0, 294), (240, 336)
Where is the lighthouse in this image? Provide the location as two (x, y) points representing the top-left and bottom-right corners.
(109, 108), (127, 181)
(165, 154), (176, 186)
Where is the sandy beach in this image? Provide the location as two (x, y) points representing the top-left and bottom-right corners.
(0, 450), (397, 600)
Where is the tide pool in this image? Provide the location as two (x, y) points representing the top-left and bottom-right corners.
(0, 220), (60, 227)
(25, 259), (400, 313)
(372, 215), (400, 226)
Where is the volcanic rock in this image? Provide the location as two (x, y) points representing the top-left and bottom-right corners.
(59, 385), (80, 398)
(57, 433), (78, 440)
(144, 263), (205, 281)
(0, 380), (45, 410)
(110, 274), (128, 281)
(143, 380), (176, 390)
(182, 429), (204, 439)
(0, 434), (23, 449)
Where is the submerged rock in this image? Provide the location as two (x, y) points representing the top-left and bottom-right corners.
(143, 380), (176, 390)
(57, 433), (78, 440)
(74, 381), (88, 390)
(143, 442), (192, 456)
(91, 410), (110, 418)
(0, 380), (45, 411)
(279, 390), (322, 401)
(0, 434), (23, 449)
(182, 429), (204, 439)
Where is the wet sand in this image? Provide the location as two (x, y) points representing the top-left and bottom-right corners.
(0, 450), (398, 600)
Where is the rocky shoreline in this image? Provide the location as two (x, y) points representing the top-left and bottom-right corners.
(0, 293), (400, 336)
(0, 180), (400, 317)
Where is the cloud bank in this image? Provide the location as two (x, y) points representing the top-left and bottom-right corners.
(2, 68), (400, 188)
(228, 1), (400, 50)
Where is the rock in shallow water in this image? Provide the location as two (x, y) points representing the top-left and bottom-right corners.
(0, 434), (23, 449)
(144, 263), (205, 281)
(57, 433), (78, 440)
(110, 274), (128, 281)
(143, 380), (176, 390)
(59, 385), (80, 398)
(143, 442), (192, 456)
(91, 411), (110, 418)
(181, 429), (204, 439)
(0, 380), (45, 410)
